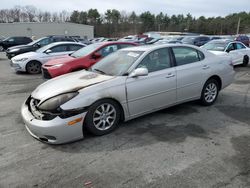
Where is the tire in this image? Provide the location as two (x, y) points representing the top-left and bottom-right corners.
(84, 99), (121, 136)
(26, 61), (41, 74)
(200, 79), (219, 106)
(243, 55), (249, 67)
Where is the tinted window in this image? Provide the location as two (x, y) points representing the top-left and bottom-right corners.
(172, 47), (200, 66)
(236, 43), (246, 49)
(137, 48), (171, 73)
(97, 45), (118, 57)
(69, 44), (83, 51)
(50, 45), (67, 52)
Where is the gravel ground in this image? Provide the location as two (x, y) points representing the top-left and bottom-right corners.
(0, 53), (249, 188)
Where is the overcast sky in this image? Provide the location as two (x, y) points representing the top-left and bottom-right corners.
(1, 0), (250, 17)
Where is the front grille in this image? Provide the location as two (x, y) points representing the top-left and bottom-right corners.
(42, 68), (52, 79)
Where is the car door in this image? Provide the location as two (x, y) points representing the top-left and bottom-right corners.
(226, 42), (243, 65)
(126, 48), (177, 117)
(172, 47), (207, 102)
(42, 44), (69, 62)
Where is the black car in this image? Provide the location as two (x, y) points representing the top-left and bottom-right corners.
(181, 36), (210, 46)
(0, 36), (32, 51)
(6, 36), (75, 59)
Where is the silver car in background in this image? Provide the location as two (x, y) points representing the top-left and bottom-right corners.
(11, 42), (86, 74)
(21, 44), (235, 144)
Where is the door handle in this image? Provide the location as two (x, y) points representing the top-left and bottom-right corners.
(202, 65), (210, 69)
(166, 73), (175, 78)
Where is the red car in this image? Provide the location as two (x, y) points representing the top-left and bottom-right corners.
(42, 41), (138, 78)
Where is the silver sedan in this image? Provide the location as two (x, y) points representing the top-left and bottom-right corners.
(21, 44), (235, 144)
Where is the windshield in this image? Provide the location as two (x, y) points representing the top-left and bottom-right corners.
(36, 43), (54, 53)
(28, 37), (45, 45)
(203, 42), (227, 51)
(71, 43), (102, 58)
(91, 50), (144, 76)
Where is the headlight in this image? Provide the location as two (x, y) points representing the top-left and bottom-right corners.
(51, 64), (63, 68)
(9, 48), (20, 52)
(38, 92), (78, 111)
(14, 58), (28, 62)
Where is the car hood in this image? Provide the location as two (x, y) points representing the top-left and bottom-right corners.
(209, 51), (228, 56)
(32, 70), (114, 101)
(12, 51), (40, 60)
(44, 55), (75, 66)
(8, 44), (32, 50)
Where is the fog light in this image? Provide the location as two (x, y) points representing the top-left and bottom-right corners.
(67, 117), (83, 126)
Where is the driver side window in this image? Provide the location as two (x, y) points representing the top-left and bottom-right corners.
(226, 43), (235, 52)
(97, 45), (118, 57)
(137, 48), (171, 73)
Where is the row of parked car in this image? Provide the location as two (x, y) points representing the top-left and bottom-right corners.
(2, 34), (248, 79)
(0, 33), (248, 144)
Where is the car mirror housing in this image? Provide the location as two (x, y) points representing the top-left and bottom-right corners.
(45, 49), (52, 54)
(129, 67), (148, 77)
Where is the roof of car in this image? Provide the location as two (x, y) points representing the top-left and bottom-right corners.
(94, 41), (138, 45)
(120, 43), (202, 52)
(48, 41), (85, 46)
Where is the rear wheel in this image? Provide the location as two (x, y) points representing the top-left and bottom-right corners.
(243, 55), (249, 67)
(200, 79), (219, 106)
(26, 61), (41, 74)
(84, 99), (121, 136)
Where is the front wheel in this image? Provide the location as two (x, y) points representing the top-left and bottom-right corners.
(26, 61), (41, 74)
(200, 79), (219, 106)
(84, 99), (121, 136)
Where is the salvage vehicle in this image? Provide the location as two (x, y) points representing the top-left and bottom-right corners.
(10, 42), (85, 74)
(0, 36), (32, 51)
(202, 39), (250, 66)
(6, 36), (75, 59)
(21, 44), (234, 144)
(41, 41), (137, 79)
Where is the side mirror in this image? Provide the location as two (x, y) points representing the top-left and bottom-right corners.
(92, 52), (101, 59)
(129, 67), (148, 78)
(45, 49), (52, 54)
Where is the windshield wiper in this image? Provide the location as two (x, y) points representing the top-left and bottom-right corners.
(93, 68), (106, 75)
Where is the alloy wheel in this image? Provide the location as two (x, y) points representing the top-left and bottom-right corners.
(93, 103), (116, 131)
(27, 61), (41, 74)
(204, 83), (217, 103)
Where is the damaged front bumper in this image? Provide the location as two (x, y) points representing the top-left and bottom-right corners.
(21, 99), (87, 144)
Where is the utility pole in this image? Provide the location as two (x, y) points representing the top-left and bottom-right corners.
(236, 17), (241, 35)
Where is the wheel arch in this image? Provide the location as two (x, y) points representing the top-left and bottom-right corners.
(88, 97), (125, 122)
(206, 75), (222, 90)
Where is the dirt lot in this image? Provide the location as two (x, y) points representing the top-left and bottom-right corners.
(0, 52), (249, 188)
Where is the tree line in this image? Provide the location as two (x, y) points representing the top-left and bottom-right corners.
(1, 6), (250, 37)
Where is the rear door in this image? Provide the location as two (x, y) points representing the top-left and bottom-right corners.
(172, 46), (208, 102)
(227, 42), (243, 65)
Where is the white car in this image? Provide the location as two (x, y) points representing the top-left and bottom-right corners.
(10, 42), (86, 74)
(202, 39), (250, 66)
